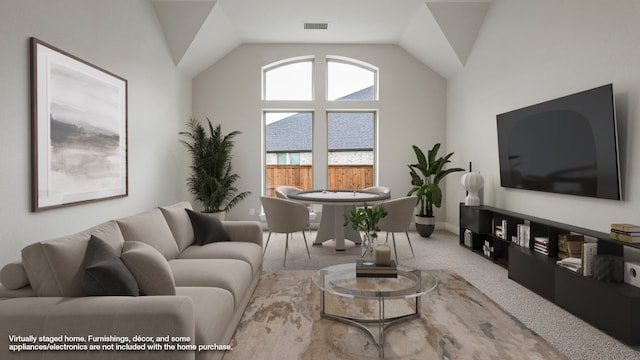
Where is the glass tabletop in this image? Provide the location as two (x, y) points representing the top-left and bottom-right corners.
(312, 263), (438, 300)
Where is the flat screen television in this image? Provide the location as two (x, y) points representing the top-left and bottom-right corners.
(496, 84), (621, 200)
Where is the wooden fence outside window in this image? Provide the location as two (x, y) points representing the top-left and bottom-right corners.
(265, 164), (373, 197)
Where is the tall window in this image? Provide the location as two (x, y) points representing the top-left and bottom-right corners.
(327, 111), (375, 189)
(264, 111), (313, 197)
(262, 56), (378, 195)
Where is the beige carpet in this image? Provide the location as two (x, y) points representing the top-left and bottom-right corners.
(224, 269), (569, 360)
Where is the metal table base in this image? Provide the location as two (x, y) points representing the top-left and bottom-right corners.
(318, 271), (423, 359)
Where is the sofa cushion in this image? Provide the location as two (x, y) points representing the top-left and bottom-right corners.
(117, 208), (180, 260)
(218, 220), (264, 247)
(21, 220), (125, 297)
(159, 201), (195, 252)
(121, 241), (175, 296)
(179, 242), (263, 276)
(0, 261), (29, 290)
(82, 235), (139, 296)
(186, 209), (231, 245)
(169, 259), (252, 308)
(176, 287), (235, 345)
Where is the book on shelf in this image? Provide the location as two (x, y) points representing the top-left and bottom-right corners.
(501, 219), (508, 240)
(611, 223), (640, 232)
(495, 220), (508, 240)
(557, 257), (582, 273)
(533, 247), (549, 255)
(610, 228), (640, 235)
(558, 234), (568, 259)
(533, 236), (549, 255)
(558, 234), (584, 259)
(582, 242), (597, 277)
(534, 236), (549, 244)
(609, 230), (640, 243)
(567, 239), (584, 258)
(533, 243), (548, 250)
(516, 223), (530, 248)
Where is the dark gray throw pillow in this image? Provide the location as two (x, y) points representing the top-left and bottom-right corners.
(82, 235), (139, 296)
(186, 209), (231, 245)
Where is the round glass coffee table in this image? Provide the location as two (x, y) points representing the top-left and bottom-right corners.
(311, 263), (438, 359)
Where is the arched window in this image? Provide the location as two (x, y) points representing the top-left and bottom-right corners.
(327, 57), (377, 101)
(263, 56), (378, 196)
(262, 57), (313, 101)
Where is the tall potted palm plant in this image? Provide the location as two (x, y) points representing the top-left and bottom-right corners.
(179, 118), (250, 217)
(407, 143), (464, 237)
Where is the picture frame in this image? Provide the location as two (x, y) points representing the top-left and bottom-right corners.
(30, 38), (128, 211)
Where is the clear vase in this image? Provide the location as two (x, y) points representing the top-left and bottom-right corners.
(361, 234), (376, 265)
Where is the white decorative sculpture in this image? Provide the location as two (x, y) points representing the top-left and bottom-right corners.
(461, 171), (484, 206)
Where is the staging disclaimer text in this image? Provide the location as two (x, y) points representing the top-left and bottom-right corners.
(8, 334), (232, 353)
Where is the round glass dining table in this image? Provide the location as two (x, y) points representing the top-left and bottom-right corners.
(288, 189), (390, 251)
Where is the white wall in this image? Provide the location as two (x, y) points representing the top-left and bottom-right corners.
(0, 0), (191, 265)
(192, 44), (448, 222)
(446, 0), (640, 233)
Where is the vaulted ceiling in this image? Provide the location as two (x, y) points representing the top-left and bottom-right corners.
(151, 0), (492, 79)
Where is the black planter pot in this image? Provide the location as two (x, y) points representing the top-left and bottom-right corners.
(415, 215), (435, 237)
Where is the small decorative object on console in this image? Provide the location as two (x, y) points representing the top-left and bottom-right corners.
(593, 254), (624, 283)
(624, 261), (640, 288)
(461, 171), (484, 206)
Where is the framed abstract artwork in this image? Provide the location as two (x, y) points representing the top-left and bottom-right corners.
(30, 38), (128, 211)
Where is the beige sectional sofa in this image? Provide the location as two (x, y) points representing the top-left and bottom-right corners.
(0, 201), (263, 360)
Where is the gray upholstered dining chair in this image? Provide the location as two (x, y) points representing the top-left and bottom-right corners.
(260, 196), (311, 266)
(376, 196), (417, 264)
(362, 186), (391, 205)
(362, 186), (391, 195)
(274, 185), (316, 235)
(275, 185), (304, 200)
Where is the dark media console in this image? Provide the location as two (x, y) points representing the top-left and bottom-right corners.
(459, 203), (640, 345)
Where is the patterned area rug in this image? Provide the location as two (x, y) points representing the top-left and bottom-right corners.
(224, 270), (569, 360)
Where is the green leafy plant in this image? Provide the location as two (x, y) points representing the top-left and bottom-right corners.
(407, 143), (465, 217)
(179, 117), (250, 213)
(343, 202), (388, 239)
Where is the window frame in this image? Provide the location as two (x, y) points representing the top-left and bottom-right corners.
(261, 56), (380, 196)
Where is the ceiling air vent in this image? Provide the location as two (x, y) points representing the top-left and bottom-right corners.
(304, 23), (328, 30)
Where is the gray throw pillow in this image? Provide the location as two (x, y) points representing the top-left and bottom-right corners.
(82, 235), (139, 296)
(186, 209), (231, 245)
(121, 241), (176, 296)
